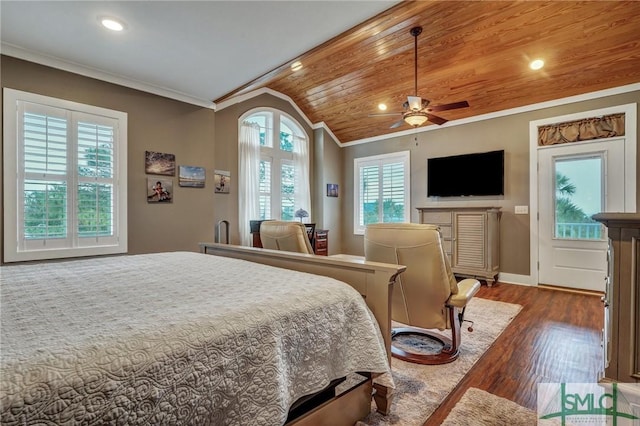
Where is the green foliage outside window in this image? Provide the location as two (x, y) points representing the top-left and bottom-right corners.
(24, 183), (67, 238)
(555, 172), (600, 239)
(555, 172), (589, 223)
(280, 131), (294, 152)
(363, 199), (405, 225)
(24, 145), (113, 239)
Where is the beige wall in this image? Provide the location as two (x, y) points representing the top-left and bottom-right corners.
(2, 56), (637, 274)
(1, 56), (216, 261)
(313, 128), (343, 254)
(341, 91), (640, 275)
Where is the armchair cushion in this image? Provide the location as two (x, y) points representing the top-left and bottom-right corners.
(448, 278), (481, 308)
(260, 221), (315, 254)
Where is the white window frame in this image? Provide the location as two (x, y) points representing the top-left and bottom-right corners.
(242, 107), (310, 221)
(3, 88), (128, 262)
(353, 151), (411, 235)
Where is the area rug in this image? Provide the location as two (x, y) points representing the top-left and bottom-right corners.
(359, 297), (522, 426)
(441, 387), (537, 425)
(441, 387), (563, 425)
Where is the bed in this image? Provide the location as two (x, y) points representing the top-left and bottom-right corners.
(0, 251), (399, 425)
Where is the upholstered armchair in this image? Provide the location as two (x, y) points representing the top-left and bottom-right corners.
(364, 223), (481, 364)
(260, 221), (315, 254)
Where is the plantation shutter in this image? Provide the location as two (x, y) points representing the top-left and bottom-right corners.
(360, 165), (380, 227)
(75, 113), (117, 244)
(281, 160), (295, 220)
(20, 102), (70, 249)
(259, 159), (272, 220)
(16, 99), (120, 253)
(382, 161), (406, 223)
(354, 151), (410, 234)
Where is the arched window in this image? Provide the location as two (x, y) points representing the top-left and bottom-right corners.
(238, 109), (310, 245)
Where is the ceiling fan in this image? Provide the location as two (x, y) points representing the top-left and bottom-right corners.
(370, 26), (469, 128)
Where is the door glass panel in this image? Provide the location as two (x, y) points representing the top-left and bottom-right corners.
(554, 155), (604, 240)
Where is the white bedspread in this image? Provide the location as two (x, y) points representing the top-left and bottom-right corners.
(0, 251), (390, 425)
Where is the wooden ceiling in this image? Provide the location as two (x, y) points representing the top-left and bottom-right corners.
(216, 1), (640, 144)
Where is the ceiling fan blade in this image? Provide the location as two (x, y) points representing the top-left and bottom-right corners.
(390, 119), (406, 129)
(428, 100), (469, 112)
(407, 96), (423, 111)
(426, 113), (448, 125)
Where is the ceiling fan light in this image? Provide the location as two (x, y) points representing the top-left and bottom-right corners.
(404, 112), (429, 127)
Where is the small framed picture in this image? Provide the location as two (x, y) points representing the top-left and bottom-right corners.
(147, 178), (173, 203)
(327, 183), (339, 197)
(145, 151), (176, 176)
(179, 165), (205, 188)
(214, 170), (230, 194)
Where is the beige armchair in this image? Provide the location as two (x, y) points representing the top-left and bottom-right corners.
(260, 221), (315, 254)
(364, 223), (481, 364)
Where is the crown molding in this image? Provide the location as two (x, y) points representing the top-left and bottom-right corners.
(6, 42), (637, 143)
(339, 82), (640, 147)
(1, 43), (215, 109)
(215, 82), (640, 148)
(215, 87), (315, 129)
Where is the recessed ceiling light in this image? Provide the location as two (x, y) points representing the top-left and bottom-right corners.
(100, 17), (125, 32)
(378, 103), (387, 111)
(291, 61), (303, 72)
(530, 59), (545, 70)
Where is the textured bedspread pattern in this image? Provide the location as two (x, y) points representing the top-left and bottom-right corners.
(0, 251), (390, 425)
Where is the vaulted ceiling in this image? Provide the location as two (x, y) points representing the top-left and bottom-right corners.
(3, 1), (639, 144)
(218, 1), (640, 143)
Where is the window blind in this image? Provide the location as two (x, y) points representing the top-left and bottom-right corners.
(259, 159), (272, 220)
(76, 121), (115, 238)
(4, 88), (127, 262)
(354, 151), (410, 234)
(22, 107), (69, 240)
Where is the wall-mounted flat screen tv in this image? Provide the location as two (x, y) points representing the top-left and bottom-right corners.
(427, 150), (504, 197)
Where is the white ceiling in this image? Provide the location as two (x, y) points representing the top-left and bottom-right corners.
(1, 1), (398, 107)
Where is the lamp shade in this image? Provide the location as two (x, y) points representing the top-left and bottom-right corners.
(294, 208), (309, 221)
(404, 112), (429, 127)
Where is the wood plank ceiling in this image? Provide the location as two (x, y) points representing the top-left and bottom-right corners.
(216, 1), (640, 144)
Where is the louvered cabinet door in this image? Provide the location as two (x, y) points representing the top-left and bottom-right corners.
(450, 208), (501, 286)
(417, 206), (501, 286)
(452, 212), (486, 269)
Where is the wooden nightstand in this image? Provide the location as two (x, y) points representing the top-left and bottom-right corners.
(313, 230), (329, 256)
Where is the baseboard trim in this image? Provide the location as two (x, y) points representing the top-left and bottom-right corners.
(538, 283), (604, 296)
(497, 272), (534, 286)
(496, 273), (605, 296)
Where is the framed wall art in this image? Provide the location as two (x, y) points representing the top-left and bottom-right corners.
(214, 170), (230, 194)
(179, 165), (205, 188)
(327, 183), (339, 197)
(147, 178), (173, 203)
(145, 151), (176, 176)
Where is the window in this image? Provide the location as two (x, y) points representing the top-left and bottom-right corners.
(3, 88), (127, 262)
(354, 151), (410, 234)
(238, 109), (310, 246)
(553, 154), (604, 240)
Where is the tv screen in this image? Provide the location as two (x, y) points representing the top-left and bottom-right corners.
(427, 150), (504, 197)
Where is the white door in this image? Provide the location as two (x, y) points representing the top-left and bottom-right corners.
(538, 139), (625, 292)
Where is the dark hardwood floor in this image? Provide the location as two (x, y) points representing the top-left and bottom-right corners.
(425, 281), (604, 425)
